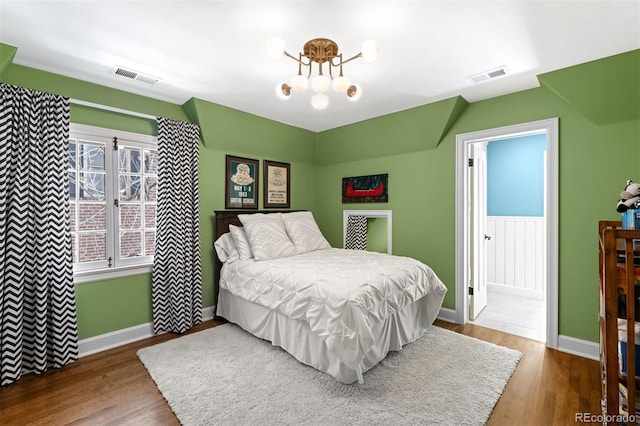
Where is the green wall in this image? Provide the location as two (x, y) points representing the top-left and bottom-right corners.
(1, 53), (317, 339)
(314, 142), (457, 308)
(366, 218), (388, 253)
(2, 43), (638, 344)
(314, 51), (640, 342)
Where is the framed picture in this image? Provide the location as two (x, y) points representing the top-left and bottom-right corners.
(225, 155), (259, 209)
(263, 160), (290, 209)
(342, 173), (388, 203)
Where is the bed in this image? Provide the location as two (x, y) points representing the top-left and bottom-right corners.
(213, 210), (447, 384)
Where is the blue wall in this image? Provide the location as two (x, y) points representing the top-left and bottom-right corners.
(487, 133), (547, 217)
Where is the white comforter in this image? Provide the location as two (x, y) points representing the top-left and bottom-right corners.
(220, 248), (447, 370)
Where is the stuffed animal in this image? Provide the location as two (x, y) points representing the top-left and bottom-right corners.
(617, 180), (640, 212)
(617, 197), (640, 212)
(622, 180), (640, 199)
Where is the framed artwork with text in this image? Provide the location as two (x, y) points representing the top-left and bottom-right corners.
(225, 155), (259, 209)
(263, 160), (290, 209)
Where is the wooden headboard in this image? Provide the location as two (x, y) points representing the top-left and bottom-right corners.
(214, 210), (246, 240)
(213, 210), (300, 316)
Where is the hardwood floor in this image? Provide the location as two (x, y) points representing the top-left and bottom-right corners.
(0, 319), (601, 426)
(437, 321), (602, 426)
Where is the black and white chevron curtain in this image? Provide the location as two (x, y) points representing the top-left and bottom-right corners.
(152, 117), (202, 334)
(345, 215), (368, 250)
(0, 83), (79, 386)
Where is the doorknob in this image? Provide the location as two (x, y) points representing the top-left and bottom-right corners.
(484, 235), (492, 240)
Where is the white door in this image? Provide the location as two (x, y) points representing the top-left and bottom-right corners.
(469, 143), (488, 320)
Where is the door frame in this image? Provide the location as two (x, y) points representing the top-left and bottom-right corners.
(469, 142), (489, 320)
(454, 118), (559, 349)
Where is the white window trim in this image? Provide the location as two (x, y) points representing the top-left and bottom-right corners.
(69, 123), (157, 283)
(74, 263), (153, 284)
(113, 139), (156, 268)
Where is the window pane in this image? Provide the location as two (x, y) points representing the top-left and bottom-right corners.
(79, 232), (107, 262)
(120, 203), (141, 230)
(69, 140), (77, 169)
(120, 231), (142, 258)
(145, 177), (157, 202)
(119, 175), (141, 201)
(119, 147), (141, 173)
(71, 234), (77, 264)
(144, 149), (158, 174)
(145, 204), (156, 228)
(79, 203), (106, 231)
(69, 171), (77, 200)
(79, 142), (105, 171)
(145, 230), (155, 256)
(70, 202), (77, 230)
(79, 172), (105, 200)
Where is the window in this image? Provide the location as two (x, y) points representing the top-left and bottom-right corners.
(68, 124), (157, 281)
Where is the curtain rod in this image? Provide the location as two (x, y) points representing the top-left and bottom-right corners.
(69, 98), (156, 120)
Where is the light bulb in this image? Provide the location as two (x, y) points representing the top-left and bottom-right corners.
(332, 76), (351, 93)
(311, 74), (331, 92)
(361, 40), (379, 63)
(275, 83), (291, 100)
(291, 74), (308, 91)
(346, 84), (362, 101)
(267, 36), (285, 59)
(311, 93), (329, 110)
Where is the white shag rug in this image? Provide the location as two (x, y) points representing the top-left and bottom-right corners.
(137, 323), (521, 426)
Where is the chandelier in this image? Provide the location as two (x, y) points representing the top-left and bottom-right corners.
(267, 37), (379, 110)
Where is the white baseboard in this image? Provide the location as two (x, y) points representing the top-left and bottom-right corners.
(437, 307), (457, 323)
(436, 307), (599, 361)
(557, 334), (599, 361)
(78, 305), (216, 357)
(77, 305), (599, 362)
(206, 305), (216, 320)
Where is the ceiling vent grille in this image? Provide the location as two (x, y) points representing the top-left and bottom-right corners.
(467, 66), (508, 84)
(111, 66), (161, 85)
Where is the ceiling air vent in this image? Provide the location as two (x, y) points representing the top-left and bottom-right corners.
(467, 66), (508, 84)
(111, 66), (161, 85)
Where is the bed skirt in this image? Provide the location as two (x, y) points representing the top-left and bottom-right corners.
(217, 288), (440, 384)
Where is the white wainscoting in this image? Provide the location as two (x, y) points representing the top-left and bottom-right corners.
(486, 216), (545, 297)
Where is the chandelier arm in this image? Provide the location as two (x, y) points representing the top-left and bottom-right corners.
(336, 52), (363, 66)
(328, 54), (342, 78)
(283, 51), (311, 67)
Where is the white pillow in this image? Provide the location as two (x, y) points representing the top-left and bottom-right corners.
(282, 211), (331, 254)
(214, 232), (239, 264)
(229, 225), (253, 260)
(238, 213), (297, 260)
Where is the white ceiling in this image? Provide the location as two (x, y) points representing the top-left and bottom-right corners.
(1, 1), (638, 132)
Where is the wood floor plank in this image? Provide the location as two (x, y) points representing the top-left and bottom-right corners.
(0, 319), (600, 425)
